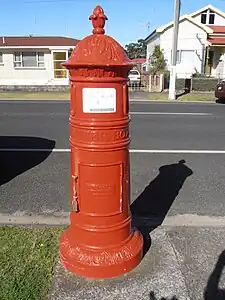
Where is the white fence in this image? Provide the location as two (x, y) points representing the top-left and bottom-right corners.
(128, 74), (164, 92)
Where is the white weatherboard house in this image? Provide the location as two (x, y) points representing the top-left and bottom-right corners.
(145, 4), (225, 78)
(0, 36), (79, 86)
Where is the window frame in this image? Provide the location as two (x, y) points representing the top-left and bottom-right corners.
(170, 50), (195, 65)
(52, 51), (69, 80)
(201, 13), (207, 24)
(0, 52), (3, 65)
(179, 50), (195, 65)
(209, 12), (215, 25)
(13, 51), (45, 69)
(200, 9), (215, 25)
(171, 50), (181, 64)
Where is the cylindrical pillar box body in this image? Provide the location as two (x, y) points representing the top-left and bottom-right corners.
(59, 5), (143, 279)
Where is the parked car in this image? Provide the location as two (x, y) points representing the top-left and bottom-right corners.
(215, 80), (225, 100)
(128, 69), (141, 86)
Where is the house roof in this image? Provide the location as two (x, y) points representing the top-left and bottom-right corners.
(0, 36), (79, 47)
(156, 14), (213, 34)
(144, 5), (225, 43)
(208, 36), (225, 45)
(144, 29), (157, 42)
(131, 58), (146, 64)
(189, 4), (225, 19)
(208, 26), (225, 34)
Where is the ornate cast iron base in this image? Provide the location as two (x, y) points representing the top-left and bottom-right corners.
(59, 227), (143, 279)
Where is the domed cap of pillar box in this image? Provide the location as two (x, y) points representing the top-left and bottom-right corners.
(63, 6), (134, 68)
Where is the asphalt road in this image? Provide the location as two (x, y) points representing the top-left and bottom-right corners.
(1, 100), (225, 219)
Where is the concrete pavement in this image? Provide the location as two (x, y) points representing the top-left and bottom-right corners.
(48, 227), (225, 300)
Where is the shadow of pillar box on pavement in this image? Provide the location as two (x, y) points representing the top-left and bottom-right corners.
(131, 159), (193, 242)
(0, 136), (55, 187)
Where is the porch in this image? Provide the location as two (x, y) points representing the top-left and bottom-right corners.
(205, 42), (225, 79)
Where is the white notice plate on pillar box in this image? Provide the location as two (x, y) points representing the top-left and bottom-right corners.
(82, 88), (116, 113)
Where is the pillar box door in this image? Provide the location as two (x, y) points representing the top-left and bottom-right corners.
(59, 5), (143, 279)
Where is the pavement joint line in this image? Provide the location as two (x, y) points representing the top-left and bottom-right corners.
(1, 213), (225, 227)
(0, 99), (217, 104)
(129, 99), (216, 103)
(130, 149), (225, 154)
(130, 112), (211, 116)
(130, 99), (216, 104)
(0, 112), (212, 116)
(2, 149), (225, 154)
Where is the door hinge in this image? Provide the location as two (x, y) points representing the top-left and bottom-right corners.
(72, 175), (79, 212)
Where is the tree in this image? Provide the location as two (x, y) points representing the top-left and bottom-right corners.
(125, 39), (147, 60)
(148, 45), (167, 74)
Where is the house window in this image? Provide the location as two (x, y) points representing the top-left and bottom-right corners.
(68, 48), (73, 58)
(201, 12), (207, 24)
(209, 11), (215, 24)
(53, 52), (68, 79)
(180, 50), (194, 65)
(0, 52), (3, 64)
(200, 9), (215, 25)
(14, 52), (45, 68)
(171, 50), (194, 65)
(171, 50), (181, 64)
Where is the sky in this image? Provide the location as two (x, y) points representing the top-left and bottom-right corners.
(1, 0), (225, 46)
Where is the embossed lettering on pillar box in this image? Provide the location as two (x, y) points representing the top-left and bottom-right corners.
(72, 127), (129, 145)
(79, 163), (123, 216)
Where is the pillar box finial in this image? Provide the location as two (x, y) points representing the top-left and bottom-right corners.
(89, 5), (108, 35)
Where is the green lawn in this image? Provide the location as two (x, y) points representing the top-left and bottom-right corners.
(0, 92), (70, 100)
(0, 226), (64, 300)
(0, 91), (217, 102)
(148, 91), (216, 102)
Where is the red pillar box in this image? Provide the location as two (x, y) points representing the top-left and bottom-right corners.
(59, 5), (143, 279)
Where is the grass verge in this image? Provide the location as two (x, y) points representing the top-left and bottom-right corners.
(0, 92), (70, 100)
(0, 226), (65, 300)
(148, 92), (216, 102)
(0, 91), (216, 102)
